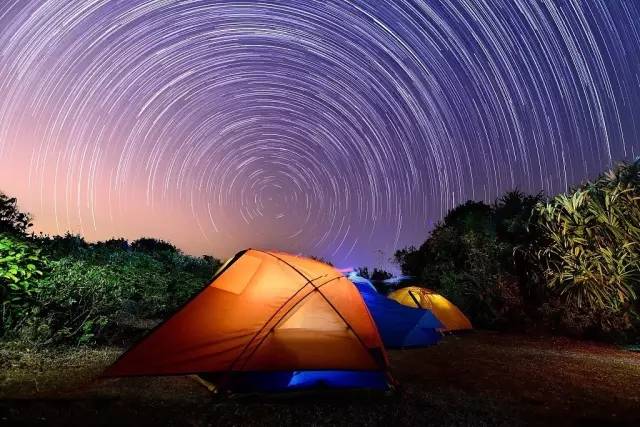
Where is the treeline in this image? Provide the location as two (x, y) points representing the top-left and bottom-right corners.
(395, 159), (640, 342)
(2, 159), (638, 347)
(0, 194), (221, 346)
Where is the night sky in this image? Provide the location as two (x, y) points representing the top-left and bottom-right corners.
(1, 1), (639, 269)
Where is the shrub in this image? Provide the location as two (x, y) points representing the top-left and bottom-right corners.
(14, 250), (219, 346)
(35, 233), (90, 259)
(0, 234), (46, 335)
(23, 257), (133, 345)
(0, 189), (222, 347)
(534, 159), (640, 341)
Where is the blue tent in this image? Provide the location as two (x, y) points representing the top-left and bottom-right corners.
(349, 273), (379, 293)
(349, 274), (442, 348)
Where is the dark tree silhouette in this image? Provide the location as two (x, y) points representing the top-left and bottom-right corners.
(0, 191), (32, 235)
(395, 200), (493, 277)
(36, 233), (89, 258)
(202, 255), (218, 265)
(131, 238), (179, 253)
(94, 238), (130, 251)
(493, 190), (544, 245)
(393, 192), (551, 330)
(356, 266), (370, 278)
(355, 266), (392, 281)
(370, 268), (392, 281)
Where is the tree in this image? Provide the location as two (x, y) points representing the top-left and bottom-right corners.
(131, 238), (179, 254)
(393, 195), (548, 330)
(356, 267), (370, 278)
(355, 266), (392, 281)
(494, 190), (544, 245)
(202, 255), (218, 266)
(0, 192), (32, 236)
(94, 238), (130, 251)
(393, 247), (425, 277)
(394, 200), (494, 281)
(370, 268), (393, 281)
(442, 200), (493, 231)
(36, 233), (89, 258)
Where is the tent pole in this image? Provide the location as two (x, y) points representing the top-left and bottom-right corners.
(408, 291), (423, 308)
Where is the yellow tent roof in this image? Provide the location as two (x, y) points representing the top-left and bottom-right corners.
(388, 286), (472, 331)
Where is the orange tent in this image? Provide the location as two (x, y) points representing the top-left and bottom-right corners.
(388, 286), (472, 332)
(104, 249), (390, 391)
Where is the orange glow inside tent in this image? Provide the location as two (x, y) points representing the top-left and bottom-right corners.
(103, 249), (390, 391)
(388, 286), (472, 332)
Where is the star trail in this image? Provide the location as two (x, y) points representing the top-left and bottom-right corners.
(0, 1), (639, 268)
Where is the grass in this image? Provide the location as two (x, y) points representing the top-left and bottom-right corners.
(1, 331), (639, 426)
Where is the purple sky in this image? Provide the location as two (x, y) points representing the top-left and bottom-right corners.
(1, 1), (639, 270)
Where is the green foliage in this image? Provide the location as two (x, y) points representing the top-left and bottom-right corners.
(394, 192), (546, 330)
(424, 224), (526, 329)
(535, 160), (640, 310)
(534, 159), (640, 339)
(0, 234), (46, 335)
(10, 249), (220, 346)
(395, 160), (640, 342)
(35, 233), (90, 258)
(26, 257), (129, 344)
(395, 200), (496, 280)
(0, 191), (221, 346)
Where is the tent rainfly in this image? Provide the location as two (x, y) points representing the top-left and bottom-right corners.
(103, 249), (391, 392)
(349, 274), (442, 348)
(388, 286), (472, 332)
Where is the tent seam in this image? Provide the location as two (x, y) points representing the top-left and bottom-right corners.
(255, 251), (386, 370)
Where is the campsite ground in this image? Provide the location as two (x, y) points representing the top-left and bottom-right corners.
(1, 331), (638, 426)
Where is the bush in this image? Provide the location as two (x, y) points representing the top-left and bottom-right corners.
(0, 234), (46, 335)
(22, 257), (132, 345)
(12, 250), (219, 346)
(0, 189), (222, 347)
(35, 233), (89, 259)
(394, 160), (640, 342)
(534, 159), (640, 341)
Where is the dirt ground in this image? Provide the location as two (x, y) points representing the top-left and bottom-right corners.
(1, 331), (639, 426)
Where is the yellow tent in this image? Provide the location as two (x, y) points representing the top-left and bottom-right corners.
(388, 286), (472, 332)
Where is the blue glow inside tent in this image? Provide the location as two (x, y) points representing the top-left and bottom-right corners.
(225, 370), (389, 392)
(288, 371), (388, 389)
(350, 276), (443, 348)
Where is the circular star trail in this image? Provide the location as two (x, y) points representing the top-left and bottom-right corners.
(1, 1), (639, 268)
